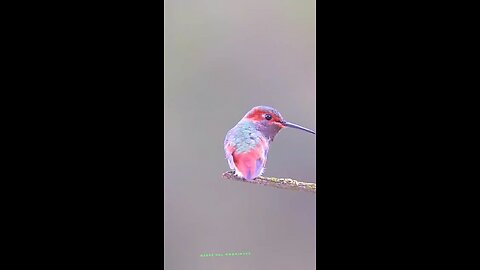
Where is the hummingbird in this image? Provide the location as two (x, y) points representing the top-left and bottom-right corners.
(224, 106), (315, 180)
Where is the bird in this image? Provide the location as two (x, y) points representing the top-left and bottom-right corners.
(224, 106), (315, 181)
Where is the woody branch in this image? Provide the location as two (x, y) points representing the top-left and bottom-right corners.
(221, 171), (316, 193)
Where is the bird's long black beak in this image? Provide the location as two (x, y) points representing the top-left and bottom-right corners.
(283, 121), (316, 134)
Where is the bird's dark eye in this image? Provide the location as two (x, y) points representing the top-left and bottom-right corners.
(265, 114), (272, 120)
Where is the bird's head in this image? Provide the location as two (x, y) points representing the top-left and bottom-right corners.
(242, 106), (315, 141)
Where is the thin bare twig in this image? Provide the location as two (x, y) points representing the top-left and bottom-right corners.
(221, 171), (316, 193)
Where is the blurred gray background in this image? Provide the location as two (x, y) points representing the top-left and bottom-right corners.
(164, 0), (316, 269)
